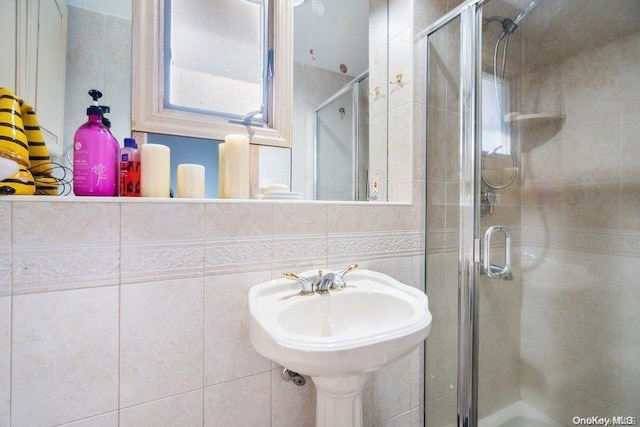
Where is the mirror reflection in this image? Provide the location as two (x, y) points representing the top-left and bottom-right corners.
(59, 0), (389, 201)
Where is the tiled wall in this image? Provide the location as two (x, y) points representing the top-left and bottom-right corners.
(0, 198), (425, 427)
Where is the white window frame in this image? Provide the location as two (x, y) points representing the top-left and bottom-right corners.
(131, 0), (293, 148)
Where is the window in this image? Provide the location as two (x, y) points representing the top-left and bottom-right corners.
(132, 0), (292, 148)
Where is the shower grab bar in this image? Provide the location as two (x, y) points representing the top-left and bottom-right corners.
(483, 225), (512, 279)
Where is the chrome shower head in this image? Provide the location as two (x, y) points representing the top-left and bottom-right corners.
(513, 0), (544, 27)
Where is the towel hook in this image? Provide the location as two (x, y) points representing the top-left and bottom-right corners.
(390, 73), (404, 87)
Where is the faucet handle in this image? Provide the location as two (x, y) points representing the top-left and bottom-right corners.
(337, 264), (358, 279)
(330, 264), (357, 291)
(283, 272), (315, 296)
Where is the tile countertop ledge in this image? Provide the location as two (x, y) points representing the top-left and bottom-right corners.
(1, 195), (411, 206)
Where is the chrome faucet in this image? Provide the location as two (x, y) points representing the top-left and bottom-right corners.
(283, 272), (315, 296)
(283, 264), (358, 296)
(315, 264), (358, 293)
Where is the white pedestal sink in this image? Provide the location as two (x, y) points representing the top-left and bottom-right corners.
(248, 269), (432, 427)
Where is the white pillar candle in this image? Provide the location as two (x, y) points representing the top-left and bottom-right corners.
(140, 143), (171, 197)
(223, 134), (250, 199)
(218, 143), (226, 198)
(177, 164), (205, 198)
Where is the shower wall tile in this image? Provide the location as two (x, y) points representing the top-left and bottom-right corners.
(621, 111), (640, 182)
(120, 278), (203, 407)
(121, 203), (204, 284)
(563, 29), (623, 124)
(120, 390), (203, 427)
(0, 203), (10, 297)
(12, 201), (120, 293)
(11, 286), (119, 426)
(0, 296), (9, 427)
(478, 375), (498, 420)
(495, 367), (520, 412)
(204, 271), (271, 386)
(561, 116), (621, 185)
(616, 257), (640, 414)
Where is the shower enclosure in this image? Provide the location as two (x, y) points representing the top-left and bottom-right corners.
(425, 0), (640, 425)
(314, 72), (370, 201)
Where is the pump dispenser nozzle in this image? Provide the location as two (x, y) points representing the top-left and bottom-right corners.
(87, 89), (104, 117)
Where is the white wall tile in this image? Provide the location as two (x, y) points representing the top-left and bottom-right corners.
(120, 390), (203, 427)
(388, 27), (413, 111)
(120, 278), (203, 407)
(204, 372), (270, 427)
(0, 296), (9, 426)
(388, 0), (412, 41)
(272, 368), (316, 427)
(12, 287), (119, 426)
(373, 354), (412, 424)
(58, 412), (119, 427)
(204, 271), (271, 386)
(0, 204), (9, 297)
(12, 202), (120, 293)
(121, 203), (204, 283)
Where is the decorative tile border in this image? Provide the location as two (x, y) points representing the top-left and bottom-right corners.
(12, 242), (120, 294)
(521, 227), (640, 257)
(121, 240), (204, 284)
(272, 235), (328, 269)
(205, 237), (272, 275)
(327, 230), (423, 263)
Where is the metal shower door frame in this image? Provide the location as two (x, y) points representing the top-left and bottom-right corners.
(424, 1), (484, 426)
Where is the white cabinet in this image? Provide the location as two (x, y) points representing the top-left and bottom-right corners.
(0, 0), (67, 157)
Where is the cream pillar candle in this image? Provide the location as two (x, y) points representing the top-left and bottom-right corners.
(140, 143), (171, 197)
(218, 143), (226, 198)
(223, 134), (250, 199)
(177, 164), (205, 198)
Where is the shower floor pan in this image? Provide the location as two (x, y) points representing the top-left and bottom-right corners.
(479, 401), (564, 427)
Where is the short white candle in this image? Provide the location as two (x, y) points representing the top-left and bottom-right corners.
(218, 143), (226, 198)
(177, 164), (205, 198)
(140, 143), (170, 197)
(223, 134), (250, 199)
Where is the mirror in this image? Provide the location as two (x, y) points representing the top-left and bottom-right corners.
(61, 0), (398, 201)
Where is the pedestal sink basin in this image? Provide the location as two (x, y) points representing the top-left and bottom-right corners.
(248, 269), (432, 427)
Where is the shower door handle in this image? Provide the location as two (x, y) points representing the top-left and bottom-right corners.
(483, 225), (512, 279)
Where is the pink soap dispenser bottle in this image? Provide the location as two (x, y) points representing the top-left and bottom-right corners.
(73, 89), (119, 196)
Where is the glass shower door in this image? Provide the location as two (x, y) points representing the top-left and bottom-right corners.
(425, 11), (466, 427)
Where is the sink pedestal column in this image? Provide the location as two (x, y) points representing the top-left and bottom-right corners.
(312, 374), (368, 427)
